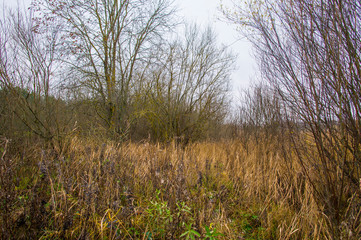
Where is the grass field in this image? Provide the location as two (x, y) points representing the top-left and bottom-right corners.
(0, 135), (359, 239)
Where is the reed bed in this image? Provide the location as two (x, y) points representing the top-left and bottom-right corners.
(0, 136), (358, 239)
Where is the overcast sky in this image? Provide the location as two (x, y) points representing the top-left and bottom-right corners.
(176, 0), (255, 92)
(1, 0), (256, 98)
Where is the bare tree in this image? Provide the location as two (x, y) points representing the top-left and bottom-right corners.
(138, 24), (235, 143)
(223, 0), (361, 238)
(236, 83), (284, 148)
(0, 6), (71, 147)
(33, 0), (176, 138)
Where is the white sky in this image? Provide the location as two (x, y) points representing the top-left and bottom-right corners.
(175, 0), (256, 97)
(1, 0), (256, 98)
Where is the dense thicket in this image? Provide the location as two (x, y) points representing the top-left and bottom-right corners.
(223, 0), (361, 238)
(0, 1), (235, 146)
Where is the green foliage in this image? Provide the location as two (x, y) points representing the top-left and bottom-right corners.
(176, 201), (192, 217)
(180, 223), (201, 240)
(145, 190), (173, 237)
(204, 223), (224, 240)
(239, 213), (264, 239)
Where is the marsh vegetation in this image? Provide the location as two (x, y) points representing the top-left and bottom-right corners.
(1, 0), (361, 239)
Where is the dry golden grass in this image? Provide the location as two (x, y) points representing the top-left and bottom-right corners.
(0, 135), (359, 239)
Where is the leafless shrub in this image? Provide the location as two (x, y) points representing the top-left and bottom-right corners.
(223, 0), (361, 237)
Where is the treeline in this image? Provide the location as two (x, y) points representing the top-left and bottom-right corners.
(0, 0), (235, 147)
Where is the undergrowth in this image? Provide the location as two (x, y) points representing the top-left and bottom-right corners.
(0, 136), (360, 239)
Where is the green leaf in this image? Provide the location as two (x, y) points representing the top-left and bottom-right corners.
(190, 230), (201, 237)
